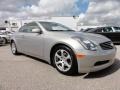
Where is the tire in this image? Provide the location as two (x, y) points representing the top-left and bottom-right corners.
(11, 41), (19, 55)
(52, 45), (78, 75)
(2, 38), (7, 44)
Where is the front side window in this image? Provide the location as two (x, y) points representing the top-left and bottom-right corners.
(19, 22), (40, 33)
(106, 27), (113, 32)
(102, 27), (113, 32)
(39, 22), (74, 31)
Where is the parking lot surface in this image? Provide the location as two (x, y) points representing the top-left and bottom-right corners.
(0, 45), (120, 90)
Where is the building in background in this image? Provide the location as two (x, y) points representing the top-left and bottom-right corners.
(1, 16), (80, 32)
(0, 23), (10, 33)
(0, 16), (110, 32)
(49, 16), (78, 30)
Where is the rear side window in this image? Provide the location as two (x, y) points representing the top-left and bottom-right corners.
(95, 28), (102, 33)
(114, 27), (120, 32)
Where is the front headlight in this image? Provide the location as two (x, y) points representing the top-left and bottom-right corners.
(73, 37), (98, 51)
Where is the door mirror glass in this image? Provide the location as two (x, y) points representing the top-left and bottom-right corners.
(32, 28), (40, 33)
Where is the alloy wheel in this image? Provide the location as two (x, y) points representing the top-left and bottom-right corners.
(11, 42), (17, 54)
(54, 49), (72, 72)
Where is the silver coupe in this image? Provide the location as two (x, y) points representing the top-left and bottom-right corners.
(10, 21), (116, 75)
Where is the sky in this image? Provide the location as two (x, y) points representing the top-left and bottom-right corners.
(79, 0), (120, 26)
(0, 0), (89, 19)
(0, 0), (120, 26)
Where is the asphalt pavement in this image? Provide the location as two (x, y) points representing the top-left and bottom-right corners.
(0, 45), (120, 90)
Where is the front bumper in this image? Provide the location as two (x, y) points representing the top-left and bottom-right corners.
(76, 48), (116, 73)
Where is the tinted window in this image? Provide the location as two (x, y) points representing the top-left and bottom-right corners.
(114, 27), (120, 32)
(106, 27), (113, 32)
(95, 28), (102, 33)
(102, 28), (108, 32)
(101, 27), (113, 32)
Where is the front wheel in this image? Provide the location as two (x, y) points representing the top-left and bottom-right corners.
(2, 38), (7, 44)
(52, 45), (78, 75)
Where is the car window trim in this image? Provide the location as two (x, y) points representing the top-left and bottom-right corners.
(19, 22), (43, 34)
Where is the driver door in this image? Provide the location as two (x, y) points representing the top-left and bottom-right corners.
(19, 22), (44, 58)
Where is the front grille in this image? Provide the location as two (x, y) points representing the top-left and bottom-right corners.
(94, 60), (109, 66)
(100, 41), (114, 50)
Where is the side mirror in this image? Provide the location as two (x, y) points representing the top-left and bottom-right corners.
(32, 28), (41, 33)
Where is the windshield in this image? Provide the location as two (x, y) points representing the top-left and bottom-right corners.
(39, 22), (74, 31)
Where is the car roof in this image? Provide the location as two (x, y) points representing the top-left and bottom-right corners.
(84, 26), (120, 32)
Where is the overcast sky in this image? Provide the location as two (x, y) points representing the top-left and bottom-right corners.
(0, 0), (120, 26)
(80, 0), (120, 26)
(0, 0), (88, 19)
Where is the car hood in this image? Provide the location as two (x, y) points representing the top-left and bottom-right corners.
(48, 31), (110, 44)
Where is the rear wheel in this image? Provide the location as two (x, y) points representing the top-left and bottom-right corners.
(52, 45), (78, 75)
(11, 41), (19, 55)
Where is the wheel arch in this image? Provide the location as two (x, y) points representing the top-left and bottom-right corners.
(10, 39), (18, 48)
(2, 37), (7, 43)
(10, 39), (14, 45)
(50, 43), (77, 66)
(10, 39), (14, 43)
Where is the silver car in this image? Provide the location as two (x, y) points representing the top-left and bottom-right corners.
(10, 21), (116, 75)
(0, 36), (4, 45)
(0, 31), (12, 44)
